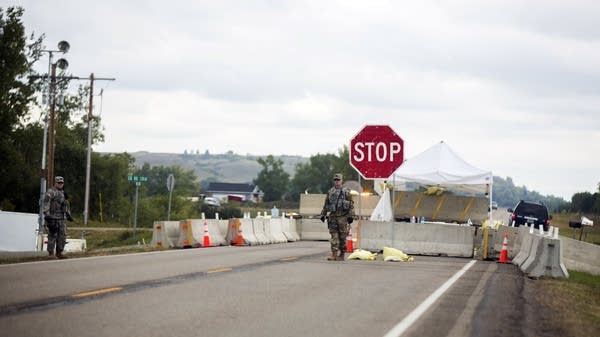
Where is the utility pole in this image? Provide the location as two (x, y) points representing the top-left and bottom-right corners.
(83, 73), (115, 225)
(47, 63), (57, 185)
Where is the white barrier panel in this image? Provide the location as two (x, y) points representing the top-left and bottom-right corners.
(151, 221), (181, 248)
(202, 219), (227, 246)
(518, 232), (569, 279)
(216, 219), (229, 238)
(262, 217), (287, 243)
(251, 218), (270, 244)
(270, 218), (293, 242)
(178, 219), (226, 247)
(520, 234), (542, 274)
(297, 218), (330, 241)
(239, 218), (259, 245)
(258, 217), (277, 243)
(283, 217), (300, 241)
(178, 220), (198, 247)
(512, 227), (534, 266)
(0, 211), (38, 251)
(493, 225), (520, 259)
(525, 236), (569, 278)
(42, 234), (87, 253)
(360, 221), (474, 257)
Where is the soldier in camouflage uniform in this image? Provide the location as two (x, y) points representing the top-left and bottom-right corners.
(43, 176), (72, 258)
(320, 173), (355, 261)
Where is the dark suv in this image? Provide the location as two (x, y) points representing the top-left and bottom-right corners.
(507, 200), (552, 231)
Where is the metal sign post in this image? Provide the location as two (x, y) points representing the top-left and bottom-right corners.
(128, 175), (148, 239)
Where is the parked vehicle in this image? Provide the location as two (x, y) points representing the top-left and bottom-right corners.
(507, 200), (551, 231)
(491, 201), (498, 210)
(203, 197), (221, 207)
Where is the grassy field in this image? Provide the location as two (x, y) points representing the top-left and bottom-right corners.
(536, 271), (600, 336)
(67, 228), (153, 250)
(551, 213), (600, 245)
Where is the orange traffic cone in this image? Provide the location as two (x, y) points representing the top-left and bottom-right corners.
(346, 230), (354, 253)
(232, 219), (246, 246)
(202, 220), (211, 247)
(498, 234), (509, 263)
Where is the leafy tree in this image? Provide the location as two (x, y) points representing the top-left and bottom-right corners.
(135, 163), (199, 197)
(571, 192), (595, 213)
(288, 146), (367, 201)
(254, 155), (290, 201)
(0, 6), (43, 210)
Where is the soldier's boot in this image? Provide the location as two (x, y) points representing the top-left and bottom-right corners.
(337, 251), (345, 261)
(327, 250), (337, 260)
(56, 252), (68, 259)
(48, 251), (55, 258)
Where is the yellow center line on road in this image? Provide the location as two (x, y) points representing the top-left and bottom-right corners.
(280, 257), (298, 261)
(71, 287), (123, 298)
(207, 267), (232, 274)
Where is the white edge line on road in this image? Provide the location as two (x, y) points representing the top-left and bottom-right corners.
(383, 259), (477, 337)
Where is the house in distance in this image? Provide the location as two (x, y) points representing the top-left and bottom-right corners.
(205, 182), (264, 203)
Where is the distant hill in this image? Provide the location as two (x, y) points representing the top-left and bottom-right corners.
(129, 151), (308, 188)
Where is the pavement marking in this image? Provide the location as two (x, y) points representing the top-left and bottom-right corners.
(280, 257), (298, 261)
(207, 267), (232, 274)
(447, 262), (497, 337)
(383, 259), (477, 337)
(72, 287), (123, 298)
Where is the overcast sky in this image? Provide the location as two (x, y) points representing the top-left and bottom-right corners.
(8, 0), (600, 200)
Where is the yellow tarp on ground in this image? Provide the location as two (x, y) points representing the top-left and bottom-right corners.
(382, 246), (414, 262)
(348, 249), (378, 260)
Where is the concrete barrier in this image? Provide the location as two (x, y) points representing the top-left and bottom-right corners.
(392, 191), (488, 224)
(262, 217), (287, 243)
(284, 217), (301, 241)
(520, 234), (542, 274)
(279, 217), (299, 242)
(561, 236), (600, 275)
(297, 218), (329, 241)
(359, 221), (474, 257)
(257, 217), (277, 243)
(178, 219), (226, 247)
(512, 226), (534, 266)
(251, 218), (270, 244)
(299, 194), (379, 218)
(525, 236), (569, 279)
(239, 218), (259, 245)
(42, 234), (87, 253)
(493, 225), (520, 259)
(151, 221), (180, 248)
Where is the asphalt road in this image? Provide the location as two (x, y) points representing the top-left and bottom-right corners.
(0, 241), (540, 337)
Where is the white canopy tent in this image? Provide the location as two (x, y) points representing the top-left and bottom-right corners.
(389, 141), (494, 225)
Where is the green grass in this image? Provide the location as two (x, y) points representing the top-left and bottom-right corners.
(538, 270), (600, 336)
(68, 229), (153, 250)
(551, 213), (600, 245)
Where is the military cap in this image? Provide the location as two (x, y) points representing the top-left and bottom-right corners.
(55, 176), (64, 183)
(333, 173), (343, 180)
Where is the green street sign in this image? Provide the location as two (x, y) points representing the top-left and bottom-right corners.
(128, 175), (148, 182)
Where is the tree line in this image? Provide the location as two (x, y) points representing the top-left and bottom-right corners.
(2, 6), (597, 228)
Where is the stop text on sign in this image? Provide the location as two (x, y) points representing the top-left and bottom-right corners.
(352, 142), (402, 162)
(349, 125), (404, 179)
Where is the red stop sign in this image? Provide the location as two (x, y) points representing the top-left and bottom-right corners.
(349, 125), (404, 179)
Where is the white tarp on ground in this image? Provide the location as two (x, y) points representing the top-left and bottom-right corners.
(369, 188), (393, 221)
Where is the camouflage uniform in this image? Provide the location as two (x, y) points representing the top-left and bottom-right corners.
(43, 177), (68, 257)
(321, 181), (355, 260)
